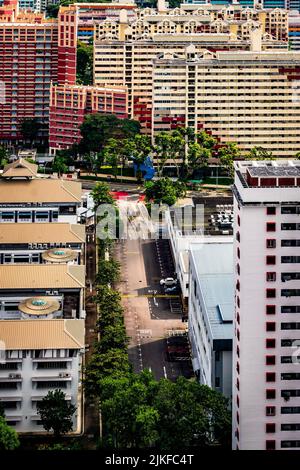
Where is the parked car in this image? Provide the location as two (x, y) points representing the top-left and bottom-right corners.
(160, 277), (177, 286)
(164, 285), (179, 294)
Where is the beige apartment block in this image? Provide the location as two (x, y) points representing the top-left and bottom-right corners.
(152, 46), (300, 158)
(93, 3), (288, 134)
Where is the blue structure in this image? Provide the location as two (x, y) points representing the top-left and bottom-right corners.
(132, 156), (155, 181)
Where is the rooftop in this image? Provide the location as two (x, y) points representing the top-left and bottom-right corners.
(0, 319), (85, 350)
(2, 158), (38, 179)
(248, 165), (300, 178)
(0, 264), (85, 289)
(190, 242), (234, 341)
(0, 223), (85, 244)
(0, 179), (82, 203)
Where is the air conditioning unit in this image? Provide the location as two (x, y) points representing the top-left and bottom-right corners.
(53, 291), (59, 296)
(59, 372), (71, 378)
(8, 373), (17, 378)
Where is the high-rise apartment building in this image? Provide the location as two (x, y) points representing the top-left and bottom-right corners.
(0, 0), (78, 143)
(94, 3), (288, 133)
(152, 46), (300, 157)
(184, 0), (300, 9)
(75, 1), (137, 43)
(232, 160), (300, 450)
(49, 83), (128, 154)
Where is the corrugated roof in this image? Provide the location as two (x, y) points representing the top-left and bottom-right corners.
(2, 158), (38, 178)
(0, 223), (85, 244)
(0, 179), (82, 203)
(0, 319), (85, 350)
(190, 243), (234, 341)
(0, 265), (85, 289)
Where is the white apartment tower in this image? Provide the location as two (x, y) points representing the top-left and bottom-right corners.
(232, 160), (300, 450)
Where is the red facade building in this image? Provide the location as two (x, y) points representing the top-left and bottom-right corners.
(0, 0), (78, 143)
(49, 83), (128, 154)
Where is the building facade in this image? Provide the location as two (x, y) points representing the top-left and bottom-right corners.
(152, 46), (300, 157)
(94, 3), (288, 134)
(232, 160), (300, 450)
(0, 319), (84, 433)
(0, 0), (78, 143)
(188, 242), (234, 398)
(0, 178), (83, 224)
(49, 83), (128, 154)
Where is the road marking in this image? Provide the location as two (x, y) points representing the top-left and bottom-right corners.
(163, 366), (167, 379)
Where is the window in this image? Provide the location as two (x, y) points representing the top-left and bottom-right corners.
(266, 272), (276, 282)
(266, 338), (276, 348)
(267, 222), (276, 232)
(281, 373), (300, 380)
(236, 231), (240, 242)
(281, 290), (300, 297)
(237, 247), (240, 259)
(237, 215), (240, 226)
(266, 440), (276, 450)
(266, 256), (276, 265)
(266, 289), (276, 299)
(266, 305), (276, 315)
(267, 207), (276, 215)
(282, 256), (300, 264)
(281, 206), (300, 214)
(266, 423), (276, 433)
(281, 390), (300, 398)
(281, 356), (296, 364)
(266, 372), (276, 382)
(281, 240), (300, 247)
(266, 406), (276, 416)
(281, 339), (297, 347)
(281, 440), (300, 448)
(266, 355), (276, 365)
(281, 407), (300, 414)
(281, 423), (300, 431)
(266, 322), (276, 332)
(266, 389), (276, 399)
(215, 377), (220, 387)
(281, 223), (300, 231)
(266, 239), (276, 249)
(281, 322), (300, 330)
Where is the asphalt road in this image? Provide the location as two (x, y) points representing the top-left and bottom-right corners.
(115, 237), (189, 381)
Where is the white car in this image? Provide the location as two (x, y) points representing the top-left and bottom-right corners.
(160, 277), (177, 287)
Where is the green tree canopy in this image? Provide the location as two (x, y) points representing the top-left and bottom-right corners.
(20, 118), (42, 146)
(52, 156), (68, 176)
(79, 114), (140, 155)
(37, 389), (76, 439)
(96, 258), (121, 285)
(77, 41), (93, 85)
(98, 370), (231, 449)
(144, 177), (186, 206)
(91, 182), (115, 207)
(245, 146), (274, 161)
(0, 417), (20, 450)
(217, 142), (241, 177)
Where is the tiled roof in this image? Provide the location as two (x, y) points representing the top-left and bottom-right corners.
(0, 265), (85, 289)
(0, 223), (85, 244)
(0, 179), (82, 203)
(0, 319), (85, 350)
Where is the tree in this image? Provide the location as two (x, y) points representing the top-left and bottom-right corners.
(97, 370), (231, 449)
(46, 0), (74, 18)
(77, 41), (93, 85)
(144, 177), (186, 206)
(0, 417), (20, 450)
(37, 389), (76, 439)
(96, 258), (121, 285)
(153, 131), (185, 178)
(79, 114), (140, 155)
(295, 151), (300, 160)
(91, 182), (115, 207)
(20, 118), (42, 147)
(187, 143), (211, 177)
(246, 146), (274, 161)
(102, 138), (125, 179)
(52, 156), (68, 176)
(0, 145), (8, 169)
(124, 134), (152, 167)
(218, 142), (241, 177)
